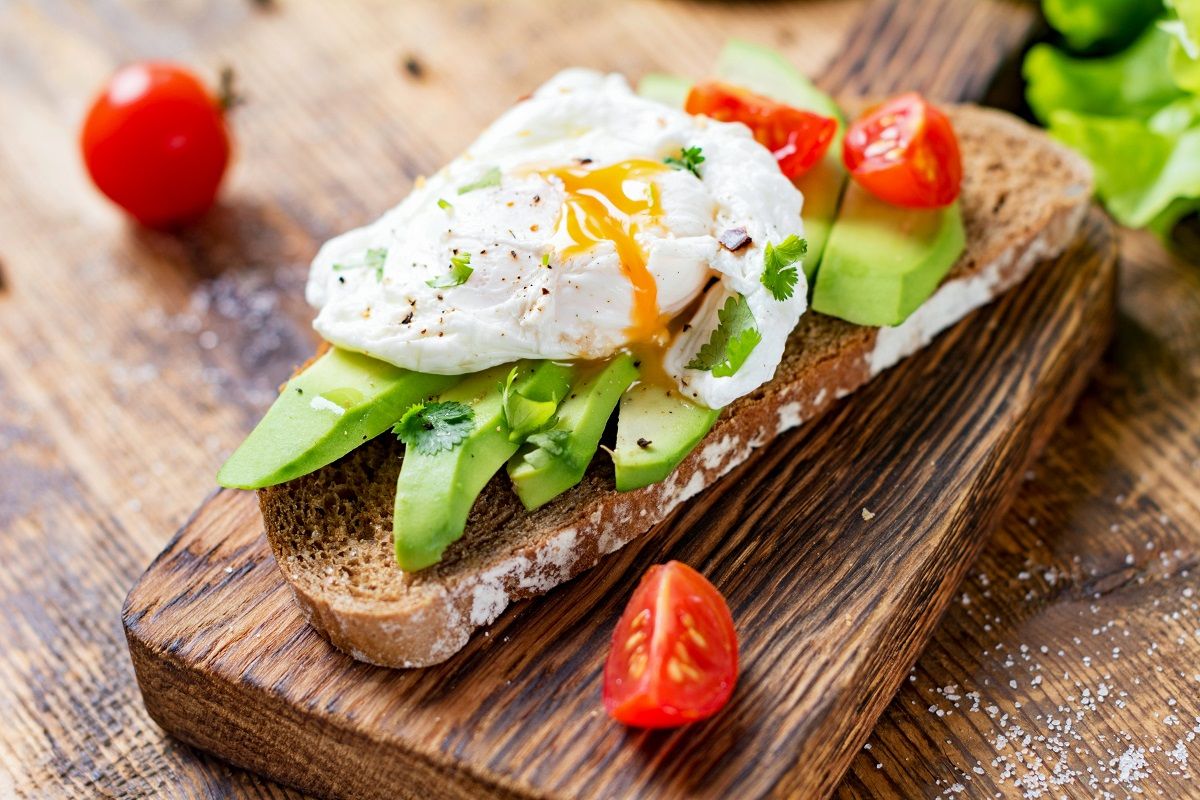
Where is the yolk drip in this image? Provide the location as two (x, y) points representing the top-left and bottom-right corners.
(542, 159), (671, 344)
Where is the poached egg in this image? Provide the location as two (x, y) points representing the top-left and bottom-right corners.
(306, 69), (806, 409)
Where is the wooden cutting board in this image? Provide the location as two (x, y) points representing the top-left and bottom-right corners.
(123, 209), (1117, 800)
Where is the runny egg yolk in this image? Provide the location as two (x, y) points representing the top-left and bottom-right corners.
(542, 159), (672, 344)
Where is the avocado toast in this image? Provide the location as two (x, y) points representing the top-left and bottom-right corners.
(252, 105), (1089, 667)
(221, 45), (1092, 667)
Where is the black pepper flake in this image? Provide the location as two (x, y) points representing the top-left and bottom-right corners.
(533, 194), (541, 204)
(719, 227), (752, 252)
(682, 323), (692, 332)
(541, 287), (549, 295)
(510, 250), (517, 259)
(402, 54), (425, 80)
(296, 387), (303, 395)
(401, 312), (413, 324)
(576, 157), (593, 165)
(636, 438), (651, 449)
(337, 276), (345, 284)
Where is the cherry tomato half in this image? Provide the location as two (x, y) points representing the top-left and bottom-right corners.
(603, 561), (738, 728)
(686, 80), (837, 180)
(81, 62), (231, 229)
(842, 92), (962, 208)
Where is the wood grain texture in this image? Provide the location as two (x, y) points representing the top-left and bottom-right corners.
(123, 211), (1118, 800)
(3, 0), (1197, 798)
(836, 229), (1200, 798)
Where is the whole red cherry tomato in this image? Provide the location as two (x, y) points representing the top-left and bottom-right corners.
(603, 561), (738, 728)
(842, 92), (962, 208)
(686, 80), (837, 179)
(81, 62), (232, 228)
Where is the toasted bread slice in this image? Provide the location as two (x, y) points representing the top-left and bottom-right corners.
(259, 106), (1092, 668)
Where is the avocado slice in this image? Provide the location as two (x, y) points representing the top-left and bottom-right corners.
(507, 354), (640, 510)
(811, 185), (966, 327)
(217, 348), (459, 490)
(715, 39), (846, 278)
(393, 360), (575, 571)
(613, 381), (721, 492)
(637, 72), (692, 108)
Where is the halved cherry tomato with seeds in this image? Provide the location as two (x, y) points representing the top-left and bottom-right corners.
(603, 561), (738, 728)
(686, 80), (837, 180)
(842, 92), (962, 208)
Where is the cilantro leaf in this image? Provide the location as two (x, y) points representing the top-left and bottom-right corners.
(437, 198), (453, 210)
(664, 146), (705, 178)
(457, 166), (501, 195)
(332, 247), (388, 281)
(392, 401), (474, 455)
(524, 429), (577, 470)
(500, 366), (558, 442)
(685, 294), (762, 378)
(426, 252), (473, 289)
(761, 235), (807, 301)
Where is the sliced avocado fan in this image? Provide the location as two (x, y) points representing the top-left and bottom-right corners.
(392, 360), (575, 571)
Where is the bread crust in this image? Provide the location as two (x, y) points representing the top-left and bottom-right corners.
(259, 105), (1093, 668)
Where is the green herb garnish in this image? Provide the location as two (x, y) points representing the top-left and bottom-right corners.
(332, 247), (388, 281)
(392, 401), (474, 455)
(761, 235), (808, 301)
(685, 293), (762, 378)
(426, 252), (473, 288)
(665, 146), (705, 178)
(457, 166), (501, 195)
(437, 198), (453, 210)
(524, 429), (576, 469)
(500, 366), (558, 442)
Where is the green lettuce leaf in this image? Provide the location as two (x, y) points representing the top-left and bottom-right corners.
(1164, 0), (1200, 90)
(1025, 26), (1184, 123)
(1048, 108), (1200, 227)
(1043, 0), (1163, 50)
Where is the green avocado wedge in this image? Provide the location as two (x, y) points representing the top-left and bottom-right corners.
(393, 360), (575, 571)
(812, 185), (966, 327)
(216, 348), (459, 490)
(715, 39), (846, 278)
(613, 382), (721, 492)
(637, 72), (692, 108)
(507, 354), (639, 510)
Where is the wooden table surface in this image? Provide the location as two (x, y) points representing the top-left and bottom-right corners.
(1, 1), (1196, 798)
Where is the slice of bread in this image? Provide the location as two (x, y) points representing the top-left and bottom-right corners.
(259, 105), (1093, 668)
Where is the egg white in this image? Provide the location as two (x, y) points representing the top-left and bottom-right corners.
(306, 69), (806, 409)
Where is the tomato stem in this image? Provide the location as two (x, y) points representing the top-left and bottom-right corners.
(218, 66), (243, 112)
